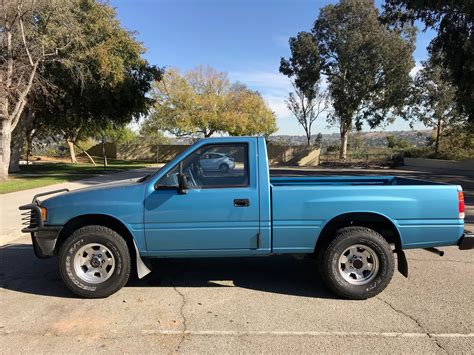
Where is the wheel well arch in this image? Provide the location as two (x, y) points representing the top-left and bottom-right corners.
(55, 214), (137, 264)
(315, 212), (402, 253)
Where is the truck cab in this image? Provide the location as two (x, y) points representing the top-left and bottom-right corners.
(144, 137), (268, 254)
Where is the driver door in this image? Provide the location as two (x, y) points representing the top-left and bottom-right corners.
(144, 142), (260, 252)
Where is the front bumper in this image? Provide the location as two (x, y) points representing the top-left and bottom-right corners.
(19, 188), (68, 258)
(458, 231), (474, 250)
(19, 202), (62, 258)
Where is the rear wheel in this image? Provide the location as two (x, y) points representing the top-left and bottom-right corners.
(319, 227), (394, 300)
(58, 225), (131, 298)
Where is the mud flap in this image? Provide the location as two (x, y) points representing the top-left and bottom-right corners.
(395, 249), (408, 278)
(133, 240), (151, 279)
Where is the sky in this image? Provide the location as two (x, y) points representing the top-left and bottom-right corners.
(110, 0), (436, 135)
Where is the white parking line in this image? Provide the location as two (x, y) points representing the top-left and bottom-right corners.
(142, 330), (474, 338)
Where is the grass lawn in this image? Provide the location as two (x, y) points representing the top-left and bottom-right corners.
(0, 159), (151, 194)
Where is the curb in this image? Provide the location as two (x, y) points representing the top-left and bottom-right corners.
(0, 230), (25, 247)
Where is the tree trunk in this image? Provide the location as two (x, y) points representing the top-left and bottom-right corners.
(0, 120), (12, 181)
(435, 117), (442, 155)
(73, 142), (96, 166)
(9, 126), (24, 173)
(306, 134), (311, 146)
(102, 140), (108, 170)
(26, 134), (33, 167)
(204, 129), (215, 138)
(339, 129), (349, 160)
(67, 139), (78, 163)
(9, 109), (35, 172)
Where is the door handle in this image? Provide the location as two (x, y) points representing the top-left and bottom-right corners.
(233, 199), (250, 207)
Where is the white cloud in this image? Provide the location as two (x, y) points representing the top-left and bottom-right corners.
(228, 69), (294, 125)
(229, 70), (292, 95)
(263, 94), (291, 118)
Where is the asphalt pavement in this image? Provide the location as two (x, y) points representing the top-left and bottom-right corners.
(0, 244), (472, 353)
(0, 165), (473, 353)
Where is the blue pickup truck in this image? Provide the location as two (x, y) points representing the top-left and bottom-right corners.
(20, 137), (473, 299)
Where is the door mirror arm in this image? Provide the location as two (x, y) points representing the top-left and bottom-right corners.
(177, 173), (188, 194)
(177, 162), (188, 194)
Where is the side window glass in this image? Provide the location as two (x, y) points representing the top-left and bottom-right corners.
(157, 143), (249, 189)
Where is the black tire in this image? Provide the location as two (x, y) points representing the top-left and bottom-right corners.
(219, 163), (229, 173)
(58, 225), (131, 298)
(319, 226), (394, 300)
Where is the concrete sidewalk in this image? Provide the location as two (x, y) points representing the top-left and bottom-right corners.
(0, 168), (157, 246)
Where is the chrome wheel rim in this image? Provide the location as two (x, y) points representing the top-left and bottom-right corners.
(73, 243), (115, 284)
(338, 244), (379, 285)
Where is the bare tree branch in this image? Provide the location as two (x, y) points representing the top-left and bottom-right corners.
(10, 60), (38, 130)
(18, 5), (34, 67)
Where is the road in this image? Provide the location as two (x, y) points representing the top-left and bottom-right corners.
(0, 166), (473, 353)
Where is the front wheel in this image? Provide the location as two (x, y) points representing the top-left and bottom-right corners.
(58, 225), (131, 298)
(219, 163), (229, 173)
(319, 226), (394, 300)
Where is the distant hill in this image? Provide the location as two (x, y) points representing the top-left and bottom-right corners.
(166, 130), (433, 148)
(268, 130), (432, 148)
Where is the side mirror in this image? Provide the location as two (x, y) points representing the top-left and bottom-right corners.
(177, 173), (188, 195)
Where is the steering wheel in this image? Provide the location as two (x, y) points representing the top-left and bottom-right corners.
(193, 161), (204, 177)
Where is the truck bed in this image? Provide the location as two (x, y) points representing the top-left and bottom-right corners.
(269, 175), (462, 253)
(270, 176), (443, 186)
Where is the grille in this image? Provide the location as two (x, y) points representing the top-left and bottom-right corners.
(21, 208), (38, 229)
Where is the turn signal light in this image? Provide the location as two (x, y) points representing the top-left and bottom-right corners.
(40, 207), (47, 221)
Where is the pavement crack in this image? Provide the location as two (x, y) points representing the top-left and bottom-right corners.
(170, 263), (189, 352)
(377, 297), (447, 353)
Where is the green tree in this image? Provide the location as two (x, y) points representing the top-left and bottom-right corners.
(349, 132), (365, 152)
(29, 0), (161, 164)
(386, 134), (397, 149)
(312, 0), (416, 159)
(138, 121), (169, 164)
(411, 55), (468, 154)
(98, 124), (137, 145)
(314, 132), (323, 147)
(226, 82), (277, 136)
(382, 1), (474, 127)
(386, 134), (410, 149)
(0, 0), (82, 180)
(139, 120), (168, 145)
(148, 66), (277, 137)
(280, 32), (329, 146)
